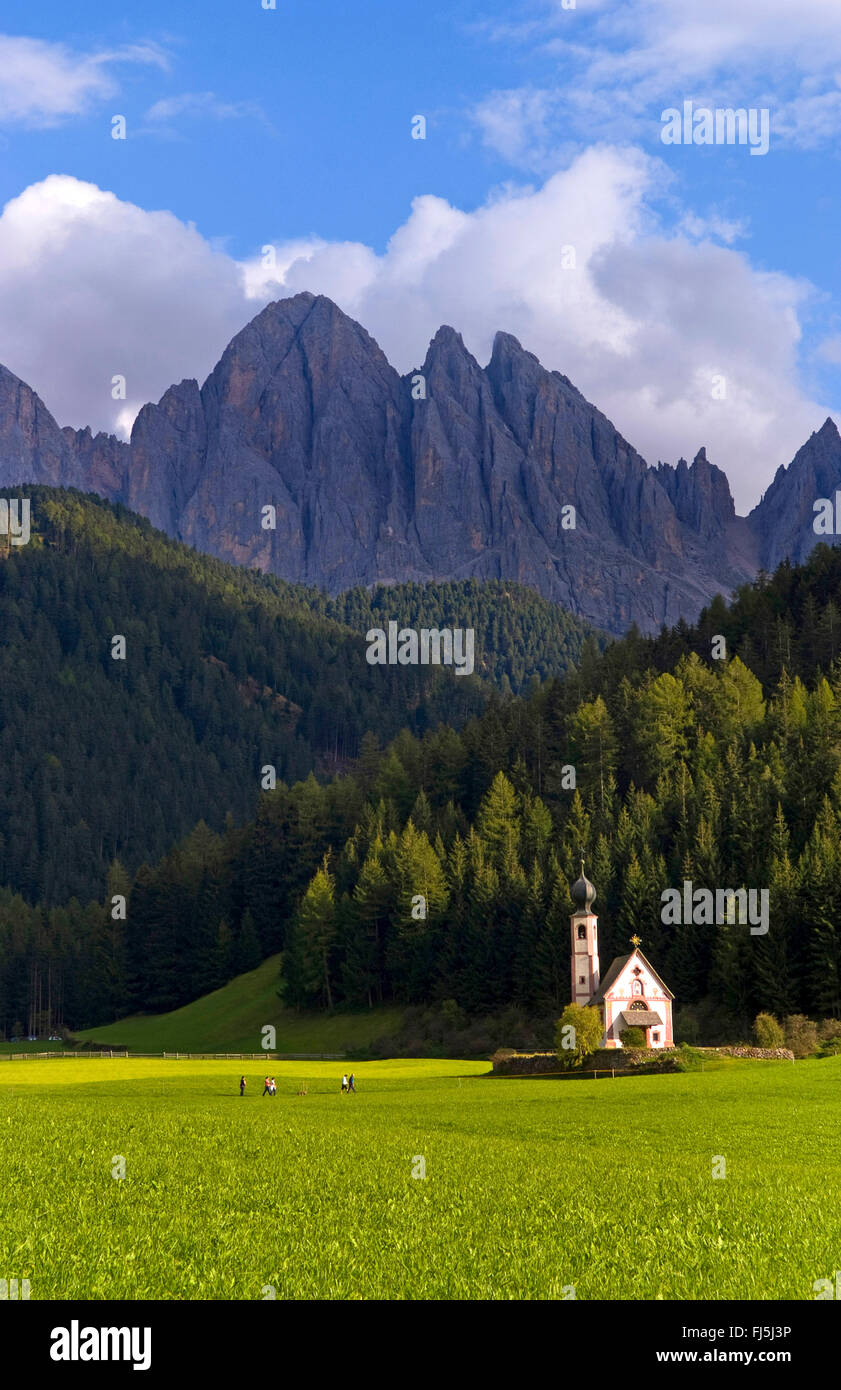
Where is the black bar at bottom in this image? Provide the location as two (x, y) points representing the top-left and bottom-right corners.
(2, 1297), (831, 1378)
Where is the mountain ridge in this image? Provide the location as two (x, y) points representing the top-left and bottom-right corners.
(1, 291), (839, 634)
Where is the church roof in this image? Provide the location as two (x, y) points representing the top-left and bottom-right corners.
(588, 948), (674, 1005)
(588, 954), (631, 1004)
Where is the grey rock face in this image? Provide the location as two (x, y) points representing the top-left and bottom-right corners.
(656, 449), (734, 541)
(747, 418), (841, 571)
(0, 292), (836, 634)
(61, 425), (129, 502)
(0, 364), (79, 490)
(185, 294), (415, 587)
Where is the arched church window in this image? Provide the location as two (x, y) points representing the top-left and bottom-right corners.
(629, 999), (647, 1010)
(631, 979), (643, 996)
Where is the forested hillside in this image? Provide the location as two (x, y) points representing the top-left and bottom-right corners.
(317, 580), (606, 695)
(0, 488), (599, 908)
(7, 536), (841, 1039)
(0, 488), (488, 904)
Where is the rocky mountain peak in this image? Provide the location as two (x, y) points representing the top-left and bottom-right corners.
(816, 416), (840, 440)
(0, 293), (836, 635)
(654, 445), (736, 540)
(747, 410), (841, 568)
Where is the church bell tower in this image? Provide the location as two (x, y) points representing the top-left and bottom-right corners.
(570, 862), (600, 1006)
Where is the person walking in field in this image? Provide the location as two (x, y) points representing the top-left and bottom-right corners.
(239, 1076), (246, 1097)
(348, 1073), (356, 1093)
(269, 1077), (277, 1096)
(262, 1076), (271, 1096)
(341, 1074), (348, 1093)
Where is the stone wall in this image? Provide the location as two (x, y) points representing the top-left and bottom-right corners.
(604, 1047), (681, 1073)
(490, 1052), (563, 1075)
(491, 1048), (681, 1076)
(490, 1044), (795, 1074)
(703, 1045), (794, 1060)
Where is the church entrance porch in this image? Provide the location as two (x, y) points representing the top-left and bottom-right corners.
(617, 1008), (665, 1048)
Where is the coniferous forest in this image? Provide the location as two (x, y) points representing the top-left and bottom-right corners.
(4, 490), (841, 1038)
(0, 489), (599, 906)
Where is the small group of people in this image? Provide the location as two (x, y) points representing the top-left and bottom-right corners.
(237, 1075), (277, 1096)
(239, 1073), (356, 1097)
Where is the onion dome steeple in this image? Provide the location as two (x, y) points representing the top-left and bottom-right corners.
(571, 856), (596, 912)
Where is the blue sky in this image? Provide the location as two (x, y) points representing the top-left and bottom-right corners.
(1, 0), (840, 509)
(0, 0), (522, 253)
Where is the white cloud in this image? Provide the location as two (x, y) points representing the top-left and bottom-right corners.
(144, 91), (269, 127)
(0, 35), (167, 127)
(472, 88), (565, 171)
(487, 0), (841, 150)
(240, 237), (330, 300)
(0, 176), (249, 434)
(0, 158), (830, 512)
(677, 211), (747, 245)
(246, 238), (380, 309)
(584, 0), (841, 76)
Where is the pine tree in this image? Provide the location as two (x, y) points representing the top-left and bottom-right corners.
(348, 840), (393, 1006)
(287, 860), (338, 1010)
(475, 772), (521, 870)
(386, 822), (448, 1001)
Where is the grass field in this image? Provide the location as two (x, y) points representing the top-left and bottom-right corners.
(1, 1053), (839, 1300)
(74, 954), (404, 1055)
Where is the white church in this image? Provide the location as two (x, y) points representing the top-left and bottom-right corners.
(570, 864), (674, 1049)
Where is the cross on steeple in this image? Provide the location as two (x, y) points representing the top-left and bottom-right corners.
(630, 934), (642, 948)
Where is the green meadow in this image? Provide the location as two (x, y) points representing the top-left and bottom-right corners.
(1, 1053), (839, 1300)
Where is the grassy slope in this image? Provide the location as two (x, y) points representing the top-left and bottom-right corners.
(0, 1054), (832, 1298)
(74, 955), (404, 1054)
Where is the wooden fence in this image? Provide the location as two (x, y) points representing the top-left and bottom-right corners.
(2, 1050), (347, 1061)
(494, 1066), (618, 1080)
